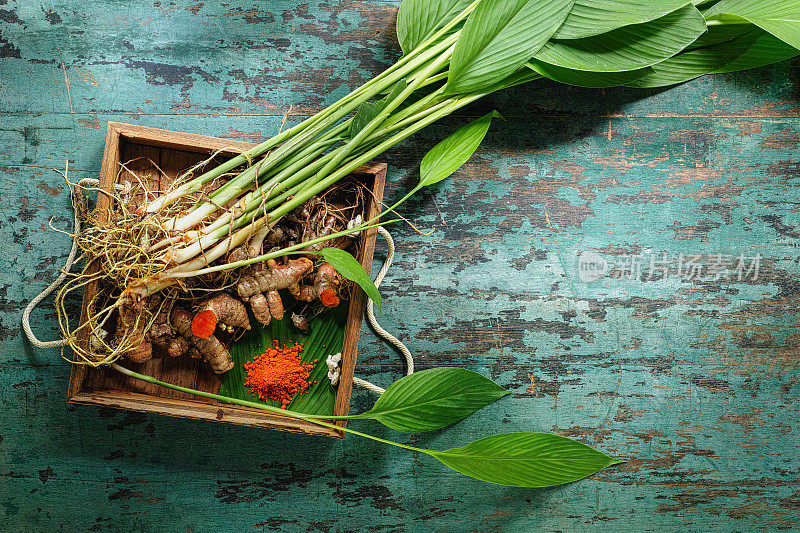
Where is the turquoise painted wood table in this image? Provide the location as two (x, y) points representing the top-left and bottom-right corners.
(2, 1), (799, 531)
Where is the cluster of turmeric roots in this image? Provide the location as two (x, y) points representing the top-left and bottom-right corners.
(113, 295), (239, 374)
(115, 255), (345, 374)
(108, 193), (354, 374)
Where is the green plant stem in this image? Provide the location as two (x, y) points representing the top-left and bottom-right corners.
(202, 121), (351, 210)
(189, 133), (350, 238)
(199, 136), (342, 235)
(259, 73), (523, 229)
(164, 218), (401, 278)
(142, 126), (303, 216)
(311, 41), (457, 189)
(143, 28), (451, 217)
(170, 34), (462, 232)
(187, 92), (453, 248)
(148, 130), (350, 254)
(264, 100), (460, 223)
(164, 89), (460, 268)
(229, 89), (451, 221)
(165, 142), (372, 265)
(110, 362), (426, 453)
(155, 87), (491, 275)
(132, 22), (536, 279)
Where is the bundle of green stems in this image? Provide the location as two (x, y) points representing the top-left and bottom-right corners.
(126, 1), (533, 297)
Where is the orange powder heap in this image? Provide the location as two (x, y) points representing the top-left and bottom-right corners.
(244, 340), (316, 408)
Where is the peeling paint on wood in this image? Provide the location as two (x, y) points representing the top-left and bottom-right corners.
(1, 0), (799, 531)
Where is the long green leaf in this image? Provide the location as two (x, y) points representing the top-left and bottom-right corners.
(396, 0), (474, 55)
(127, 362), (622, 488)
(625, 27), (798, 87)
(320, 247), (382, 308)
(624, 27), (755, 87)
(526, 60), (652, 88)
(685, 22), (750, 49)
(427, 433), (623, 487)
(446, 0), (573, 94)
(418, 111), (501, 189)
(704, 0), (800, 50)
(553, 0), (691, 40)
(350, 80), (407, 139)
(352, 367), (509, 432)
(468, 66), (544, 94)
(712, 29), (799, 73)
(534, 4), (707, 72)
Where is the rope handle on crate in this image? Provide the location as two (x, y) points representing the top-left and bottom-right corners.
(21, 177), (131, 349)
(21, 176), (412, 395)
(325, 226), (414, 395)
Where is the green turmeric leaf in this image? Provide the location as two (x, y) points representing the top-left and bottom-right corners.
(320, 247), (381, 309)
(446, 0), (573, 94)
(396, 0), (474, 55)
(625, 27), (798, 88)
(426, 433), (623, 487)
(704, 0), (800, 50)
(712, 29), (799, 73)
(534, 5), (707, 72)
(526, 61), (652, 88)
(418, 111), (501, 189)
(553, 0), (691, 40)
(351, 367), (509, 432)
(685, 22), (750, 49)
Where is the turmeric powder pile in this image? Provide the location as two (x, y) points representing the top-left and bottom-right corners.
(244, 340), (316, 408)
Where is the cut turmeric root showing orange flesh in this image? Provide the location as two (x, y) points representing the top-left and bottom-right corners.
(191, 293), (250, 339)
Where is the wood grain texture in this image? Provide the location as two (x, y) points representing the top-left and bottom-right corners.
(1, 0), (799, 531)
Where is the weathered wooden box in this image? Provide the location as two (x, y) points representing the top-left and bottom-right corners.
(67, 122), (386, 438)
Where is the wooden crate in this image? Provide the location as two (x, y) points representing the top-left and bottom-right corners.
(67, 122), (386, 438)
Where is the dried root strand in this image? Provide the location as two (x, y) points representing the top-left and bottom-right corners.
(116, 300), (152, 363)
